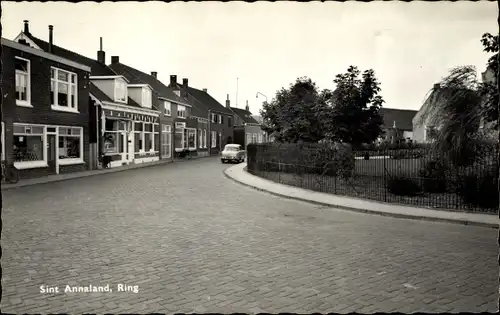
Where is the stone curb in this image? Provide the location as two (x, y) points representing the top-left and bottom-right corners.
(2, 156), (211, 191)
(223, 165), (498, 229)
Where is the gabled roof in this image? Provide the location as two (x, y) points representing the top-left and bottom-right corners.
(252, 115), (263, 124)
(108, 63), (194, 109)
(89, 82), (142, 108)
(20, 32), (116, 76)
(380, 108), (417, 131)
(230, 107), (260, 124)
(182, 86), (234, 115)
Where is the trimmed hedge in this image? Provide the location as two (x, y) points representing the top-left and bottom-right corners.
(247, 142), (355, 179)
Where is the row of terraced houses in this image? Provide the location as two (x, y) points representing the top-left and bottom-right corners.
(1, 21), (271, 180)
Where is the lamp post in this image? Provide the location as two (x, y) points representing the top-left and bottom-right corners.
(256, 92), (268, 102)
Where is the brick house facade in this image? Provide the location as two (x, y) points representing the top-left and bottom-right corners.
(169, 78), (233, 156)
(1, 37), (91, 180)
(230, 101), (268, 148)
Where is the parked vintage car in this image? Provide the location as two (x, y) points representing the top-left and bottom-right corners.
(221, 144), (246, 163)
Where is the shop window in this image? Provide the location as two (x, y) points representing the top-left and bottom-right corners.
(13, 124), (45, 163)
(58, 127), (82, 160)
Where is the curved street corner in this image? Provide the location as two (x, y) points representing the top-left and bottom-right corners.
(1, 157), (498, 314)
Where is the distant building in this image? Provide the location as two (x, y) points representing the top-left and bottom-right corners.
(378, 108), (417, 144)
(229, 101), (270, 148)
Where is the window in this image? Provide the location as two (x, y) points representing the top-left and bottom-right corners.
(211, 113), (217, 123)
(15, 57), (31, 106)
(177, 105), (186, 118)
(164, 101), (172, 116)
(115, 79), (127, 103)
(51, 67), (78, 112)
(188, 129), (196, 150)
(175, 122), (186, 151)
(211, 131), (217, 148)
(161, 125), (172, 158)
(1, 122), (5, 161)
(174, 90), (180, 97)
(144, 123), (154, 152)
(219, 132), (222, 149)
(104, 120), (125, 154)
(258, 133), (263, 143)
(218, 115), (222, 124)
(13, 124), (45, 163)
(141, 88), (152, 108)
(228, 117), (233, 127)
(246, 133), (252, 145)
(58, 127), (83, 161)
(133, 122), (144, 153)
(252, 133), (258, 143)
(203, 129), (207, 148)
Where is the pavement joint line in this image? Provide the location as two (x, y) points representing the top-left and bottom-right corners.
(223, 163), (498, 229)
(1, 156), (213, 191)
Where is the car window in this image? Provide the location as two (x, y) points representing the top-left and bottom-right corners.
(225, 147), (238, 152)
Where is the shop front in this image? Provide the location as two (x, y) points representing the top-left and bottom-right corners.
(2, 122), (87, 179)
(100, 105), (159, 168)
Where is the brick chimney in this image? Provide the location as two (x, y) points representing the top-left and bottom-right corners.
(245, 100), (249, 111)
(182, 78), (189, 97)
(97, 37), (105, 64)
(225, 94), (230, 108)
(203, 88), (207, 93)
(433, 83), (440, 90)
(151, 72), (157, 78)
(48, 25), (54, 53)
(23, 20), (30, 34)
(111, 56), (119, 64)
(170, 75), (177, 87)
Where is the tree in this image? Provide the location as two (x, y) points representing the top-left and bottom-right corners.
(260, 77), (329, 143)
(416, 33), (499, 168)
(321, 66), (385, 147)
(479, 33), (499, 128)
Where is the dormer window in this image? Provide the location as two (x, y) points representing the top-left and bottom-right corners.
(114, 78), (127, 103)
(141, 87), (152, 108)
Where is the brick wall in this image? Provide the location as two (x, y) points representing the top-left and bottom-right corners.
(2, 44), (90, 177)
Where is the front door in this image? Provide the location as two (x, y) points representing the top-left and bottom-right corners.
(127, 132), (134, 163)
(47, 134), (57, 174)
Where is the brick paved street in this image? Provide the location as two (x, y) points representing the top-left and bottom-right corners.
(1, 157), (498, 313)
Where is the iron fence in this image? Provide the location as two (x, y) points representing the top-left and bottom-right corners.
(246, 143), (499, 213)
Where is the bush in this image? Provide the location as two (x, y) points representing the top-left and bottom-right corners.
(390, 149), (426, 160)
(458, 163), (499, 209)
(420, 160), (448, 193)
(247, 142), (355, 179)
(386, 176), (422, 196)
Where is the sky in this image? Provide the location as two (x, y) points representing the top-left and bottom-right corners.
(2, 1), (498, 115)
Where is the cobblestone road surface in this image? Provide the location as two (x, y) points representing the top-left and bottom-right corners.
(1, 157), (498, 313)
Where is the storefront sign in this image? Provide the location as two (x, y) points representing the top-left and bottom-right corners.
(103, 109), (157, 123)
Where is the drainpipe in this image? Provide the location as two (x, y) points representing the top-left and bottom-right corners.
(208, 109), (211, 156)
(96, 103), (100, 169)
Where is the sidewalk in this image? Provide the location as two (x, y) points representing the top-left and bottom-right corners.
(1, 156), (210, 191)
(224, 163), (499, 229)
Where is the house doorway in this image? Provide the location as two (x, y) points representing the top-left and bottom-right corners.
(47, 134), (57, 174)
(227, 136), (233, 144)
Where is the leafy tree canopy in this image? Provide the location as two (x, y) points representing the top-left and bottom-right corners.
(260, 77), (329, 143)
(321, 66), (385, 147)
